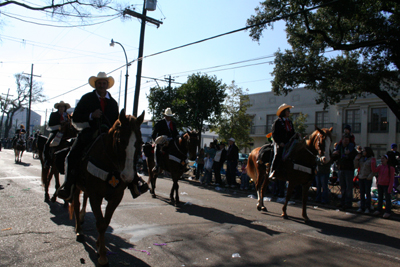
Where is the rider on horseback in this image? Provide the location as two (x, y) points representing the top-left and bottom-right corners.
(268, 103), (299, 179)
(57, 72), (120, 201)
(12, 124), (26, 146)
(43, 101), (71, 168)
(151, 107), (179, 174)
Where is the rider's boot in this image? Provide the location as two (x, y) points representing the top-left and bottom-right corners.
(128, 173), (148, 199)
(57, 168), (76, 202)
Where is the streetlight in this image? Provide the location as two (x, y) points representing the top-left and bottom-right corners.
(110, 39), (129, 111)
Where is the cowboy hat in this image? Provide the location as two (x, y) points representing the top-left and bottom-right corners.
(276, 103), (294, 117)
(163, 107), (175, 117)
(54, 101), (71, 110)
(228, 137), (235, 142)
(88, 72), (114, 89)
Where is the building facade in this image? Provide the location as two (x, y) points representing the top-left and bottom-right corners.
(247, 88), (400, 157)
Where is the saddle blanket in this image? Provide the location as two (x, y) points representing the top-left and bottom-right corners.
(293, 163), (312, 174)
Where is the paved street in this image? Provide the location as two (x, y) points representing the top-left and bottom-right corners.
(1, 149), (400, 267)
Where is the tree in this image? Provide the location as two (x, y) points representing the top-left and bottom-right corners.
(247, 1), (400, 119)
(0, 73), (45, 138)
(147, 85), (179, 125)
(147, 73), (227, 148)
(291, 112), (309, 136)
(212, 81), (253, 150)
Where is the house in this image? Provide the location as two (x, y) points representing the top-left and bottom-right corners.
(247, 88), (399, 157)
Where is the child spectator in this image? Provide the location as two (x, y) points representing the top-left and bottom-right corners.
(240, 159), (250, 190)
(354, 147), (374, 213)
(315, 155), (331, 204)
(334, 125), (355, 152)
(371, 154), (395, 219)
(196, 148), (205, 180)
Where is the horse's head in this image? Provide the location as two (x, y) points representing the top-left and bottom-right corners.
(182, 130), (199, 161)
(60, 114), (78, 139)
(110, 109), (144, 184)
(311, 127), (333, 162)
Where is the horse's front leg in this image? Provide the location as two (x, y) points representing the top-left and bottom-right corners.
(256, 165), (267, 211)
(73, 190), (84, 243)
(282, 182), (294, 219)
(302, 182), (312, 222)
(79, 192), (88, 224)
(147, 158), (157, 198)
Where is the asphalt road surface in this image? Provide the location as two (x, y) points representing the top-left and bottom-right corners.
(1, 149), (400, 267)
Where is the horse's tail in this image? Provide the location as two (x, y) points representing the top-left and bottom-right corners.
(247, 147), (260, 181)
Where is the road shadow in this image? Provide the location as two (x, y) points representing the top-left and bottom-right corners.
(175, 202), (281, 236)
(0, 185), (4, 190)
(15, 161), (31, 167)
(307, 219), (400, 250)
(48, 201), (150, 266)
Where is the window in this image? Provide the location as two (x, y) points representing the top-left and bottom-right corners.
(266, 114), (275, 133)
(344, 109), (361, 133)
(370, 108), (388, 133)
(316, 111), (329, 128)
(370, 144), (387, 158)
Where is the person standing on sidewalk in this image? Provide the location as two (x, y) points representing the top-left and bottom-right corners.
(225, 138), (238, 188)
(213, 142), (227, 186)
(354, 147), (375, 213)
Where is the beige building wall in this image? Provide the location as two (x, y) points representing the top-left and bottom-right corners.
(247, 88), (399, 157)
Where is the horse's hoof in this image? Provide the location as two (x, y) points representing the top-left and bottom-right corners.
(44, 195), (50, 203)
(257, 205), (261, 211)
(97, 260), (109, 267)
(281, 214), (288, 219)
(261, 206), (268, 212)
(76, 233), (85, 243)
(151, 194), (156, 199)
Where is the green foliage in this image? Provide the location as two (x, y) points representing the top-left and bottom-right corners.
(290, 112), (308, 136)
(147, 73), (227, 134)
(247, 0), (400, 119)
(212, 81), (253, 150)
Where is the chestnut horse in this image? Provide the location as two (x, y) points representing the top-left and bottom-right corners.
(68, 109), (144, 267)
(247, 127), (332, 222)
(40, 116), (78, 203)
(13, 133), (26, 163)
(145, 131), (198, 206)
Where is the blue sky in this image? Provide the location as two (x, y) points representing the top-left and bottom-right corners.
(0, 0), (291, 123)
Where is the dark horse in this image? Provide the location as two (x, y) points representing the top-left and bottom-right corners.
(40, 116), (78, 203)
(67, 109), (144, 267)
(145, 131), (198, 206)
(13, 133), (26, 163)
(247, 127), (333, 222)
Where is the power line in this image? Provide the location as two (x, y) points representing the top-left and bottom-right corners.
(1, 12), (121, 28)
(45, 0), (340, 100)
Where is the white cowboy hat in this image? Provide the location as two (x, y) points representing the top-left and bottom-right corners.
(54, 101), (71, 110)
(163, 107), (175, 117)
(88, 72), (114, 89)
(228, 137), (235, 142)
(276, 103), (294, 117)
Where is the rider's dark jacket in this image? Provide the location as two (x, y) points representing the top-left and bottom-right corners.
(151, 118), (179, 141)
(47, 111), (68, 134)
(272, 117), (295, 145)
(15, 128), (26, 136)
(72, 90), (119, 131)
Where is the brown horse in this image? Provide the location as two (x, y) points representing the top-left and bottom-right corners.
(68, 109), (144, 267)
(13, 134), (26, 163)
(247, 127), (333, 222)
(145, 131), (198, 206)
(41, 116), (78, 203)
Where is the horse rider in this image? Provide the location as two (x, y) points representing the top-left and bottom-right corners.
(269, 103), (299, 179)
(43, 101), (71, 167)
(57, 72), (120, 201)
(151, 107), (179, 173)
(12, 124), (26, 146)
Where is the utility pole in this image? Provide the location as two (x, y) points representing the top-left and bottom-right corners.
(165, 75), (175, 99)
(0, 88), (14, 138)
(123, 0), (163, 116)
(23, 64), (41, 141)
